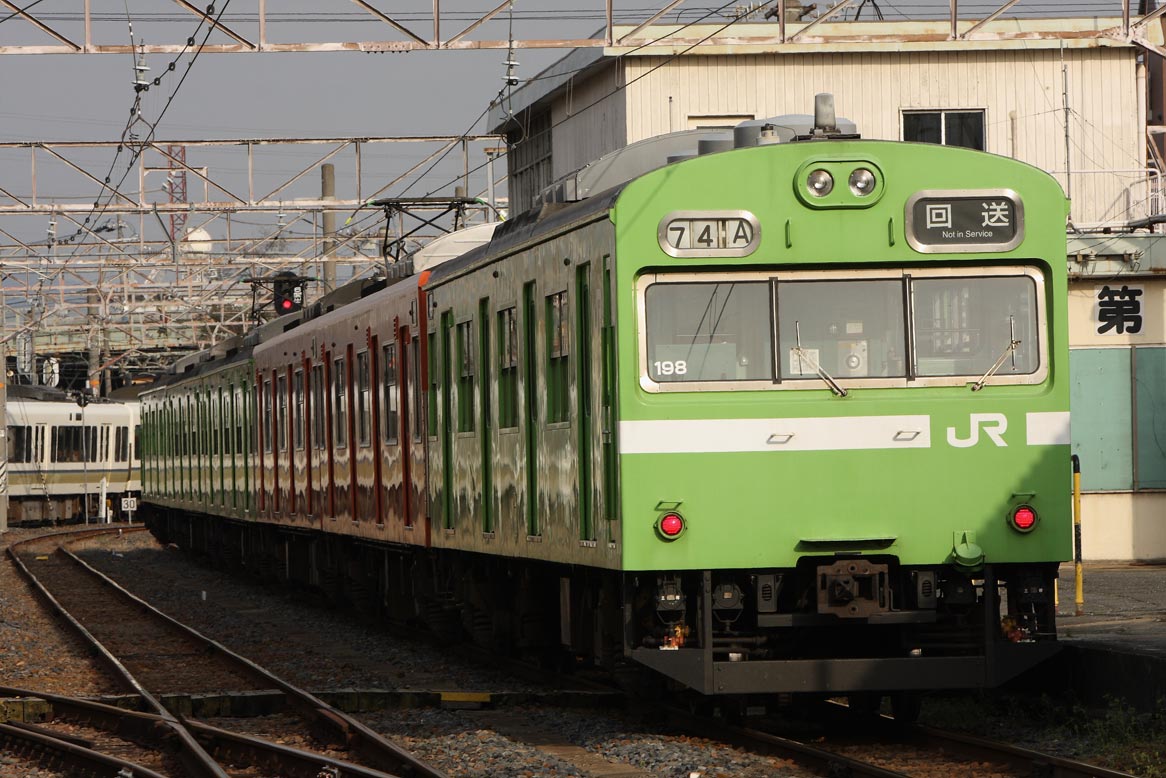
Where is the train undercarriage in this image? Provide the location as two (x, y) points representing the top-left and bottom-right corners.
(145, 509), (1059, 700)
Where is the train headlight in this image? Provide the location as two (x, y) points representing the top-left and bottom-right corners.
(848, 168), (877, 196)
(656, 512), (686, 540)
(1010, 505), (1038, 533)
(794, 159), (884, 208)
(806, 169), (834, 197)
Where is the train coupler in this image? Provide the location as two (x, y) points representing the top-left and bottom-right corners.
(816, 559), (890, 618)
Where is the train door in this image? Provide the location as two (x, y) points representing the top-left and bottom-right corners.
(311, 362), (326, 523)
(478, 298), (494, 533)
(440, 311), (454, 530)
(576, 265), (594, 541)
(601, 258), (619, 533)
(400, 327), (415, 529)
(522, 281), (539, 537)
(369, 336), (385, 526)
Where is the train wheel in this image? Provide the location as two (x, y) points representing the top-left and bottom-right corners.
(890, 692), (921, 724)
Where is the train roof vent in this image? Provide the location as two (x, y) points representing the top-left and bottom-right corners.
(733, 113), (857, 148)
(172, 352), (202, 373)
(411, 222), (499, 272)
(536, 128), (730, 205)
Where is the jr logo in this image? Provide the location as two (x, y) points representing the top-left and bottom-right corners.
(946, 413), (1008, 448)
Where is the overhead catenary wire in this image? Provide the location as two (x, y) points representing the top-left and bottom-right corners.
(10, 1), (236, 347)
(339, 0), (753, 241)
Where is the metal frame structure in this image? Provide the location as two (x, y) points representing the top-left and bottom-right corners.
(1, 0), (1164, 385)
(0, 136), (502, 382)
(0, 1), (1162, 54)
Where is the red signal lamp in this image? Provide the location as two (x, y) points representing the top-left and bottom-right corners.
(1010, 505), (1038, 533)
(656, 512), (686, 540)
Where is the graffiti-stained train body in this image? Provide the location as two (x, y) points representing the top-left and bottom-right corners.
(142, 101), (1070, 702)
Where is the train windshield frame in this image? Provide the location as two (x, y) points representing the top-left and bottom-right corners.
(637, 264), (1048, 392)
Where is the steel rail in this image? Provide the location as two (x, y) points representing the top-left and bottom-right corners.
(661, 705), (912, 778)
(0, 686), (414, 778)
(903, 722), (1139, 778)
(16, 528), (448, 778)
(7, 529), (232, 778)
(0, 720), (171, 778)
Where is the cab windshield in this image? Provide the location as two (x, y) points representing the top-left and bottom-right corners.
(641, 268), (1043, 389)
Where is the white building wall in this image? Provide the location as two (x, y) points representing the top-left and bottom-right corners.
(550, 62), (628, 180)
(621, 48), (1143, 227)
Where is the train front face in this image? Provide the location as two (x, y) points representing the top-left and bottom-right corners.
(614, 139), (1071, 695)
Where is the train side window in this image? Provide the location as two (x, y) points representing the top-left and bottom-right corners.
(333, 356), (348, 447)
(312, 365), (326, 449)
(427, 332), (439, 436)
(457, 321), (474, 433)
(411, 336), (422, 442)
(294, 369), (305, 450)
(357, 350), (372, 447)
(277, 375), (288, 452)
(382, 343), (399, 444)
(263, 379), (273, 453)
(115, 426), (128, 462)
(8, 426), (30, 463)
(546, 290), (570, 423)
(497, 306), (518, 429)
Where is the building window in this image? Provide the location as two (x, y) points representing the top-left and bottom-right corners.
(357, 350), (372, 447)
(903, 109), (985, 150)
(457, 320), (475, 433)
(546, 290), (569, 423)
(382, 343), (399, 444)
(498, 306), (519, 429)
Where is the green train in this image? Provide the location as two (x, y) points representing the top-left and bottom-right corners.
(141, 97), (1070, 710)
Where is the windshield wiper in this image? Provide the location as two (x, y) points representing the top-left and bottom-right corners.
(971, 315), (1020, 392)
(794, 321), (848, 397)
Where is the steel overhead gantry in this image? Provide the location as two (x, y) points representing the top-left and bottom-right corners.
(0, 1), (1164, 55)
(0, 137), (502, 386)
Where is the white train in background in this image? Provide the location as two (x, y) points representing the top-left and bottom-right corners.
(5, 385), (140, 526)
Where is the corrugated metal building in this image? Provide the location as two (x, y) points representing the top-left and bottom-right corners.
(490, 13), (1166, 561)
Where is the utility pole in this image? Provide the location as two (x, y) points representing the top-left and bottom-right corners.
(0, 278), (8, 534)
(322, 164), (337, 293)
(87, 287), (101, 398)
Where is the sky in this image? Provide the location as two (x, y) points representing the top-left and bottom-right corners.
(0, 1), (1135, 268)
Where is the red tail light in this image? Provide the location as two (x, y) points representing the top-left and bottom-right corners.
(657, 512), (685, 539)
(1011, 505), (1037, 532)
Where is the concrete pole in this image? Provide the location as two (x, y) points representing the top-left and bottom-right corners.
(322, 164), (337, 293)
(0, 280), (8, 534)
(87, 288), (100, 398)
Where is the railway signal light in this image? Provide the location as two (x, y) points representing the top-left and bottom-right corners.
(272, 271), (304, 315)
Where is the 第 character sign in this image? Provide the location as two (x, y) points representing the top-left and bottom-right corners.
(1095, 284), (1144, 335)
(906, 190), (1023, 253)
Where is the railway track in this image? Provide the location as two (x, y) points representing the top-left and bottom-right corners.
(7, 526), (447, 778)
(0, 526), (1145, 778)
(659, 702), (1141, 778)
